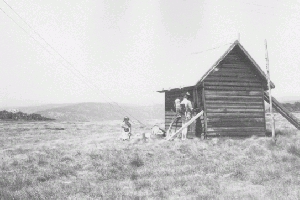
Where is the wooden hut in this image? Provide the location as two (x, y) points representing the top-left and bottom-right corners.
(157, 40), (275, 138)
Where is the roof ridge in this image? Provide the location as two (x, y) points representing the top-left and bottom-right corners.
(157, 40), (275, 93)
(195, 40), (275, 89)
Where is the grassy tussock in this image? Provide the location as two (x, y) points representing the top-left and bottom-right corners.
(0, 118), (300, 199)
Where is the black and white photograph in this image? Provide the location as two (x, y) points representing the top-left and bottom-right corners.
(0, 0), (300, 199)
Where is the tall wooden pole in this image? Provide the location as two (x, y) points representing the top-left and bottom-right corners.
(265, 40), (275, 141)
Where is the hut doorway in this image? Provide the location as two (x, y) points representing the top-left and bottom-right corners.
(163, 86), (204, 139)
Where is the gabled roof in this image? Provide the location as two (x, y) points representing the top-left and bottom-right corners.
(195, 40), (275, 89)
(157, 40), (275, 93)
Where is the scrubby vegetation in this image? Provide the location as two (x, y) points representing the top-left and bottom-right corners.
(0, 116), (299, 199)
(0, 110), (54, 121)
(270, 101), (300, 113)
(282, 102), (300, 112)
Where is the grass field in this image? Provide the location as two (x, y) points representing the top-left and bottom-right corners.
(1, 114), (300, 199)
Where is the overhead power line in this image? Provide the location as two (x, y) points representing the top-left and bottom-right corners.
(191, 42), (233, 55)
(238, 0), (300, 18)
(4, 0), (299, 125)
(0, 2), (238, 125)
(242, 2), (275, 9)
(0, 7), (52, 55)
(0, 4), (146, 125)
(2, 0), (87, 82)
(0, 8), (99, 106)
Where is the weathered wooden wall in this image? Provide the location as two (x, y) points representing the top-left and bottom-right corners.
(203, 47), (266, 136)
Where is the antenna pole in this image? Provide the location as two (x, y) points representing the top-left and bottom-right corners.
(265, 39), (275, 142)
(238, 33), (240, 42)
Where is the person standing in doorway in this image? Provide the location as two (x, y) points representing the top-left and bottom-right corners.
(180, 92), (193, 140)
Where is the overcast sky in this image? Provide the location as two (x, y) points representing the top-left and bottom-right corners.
(0, 0), (300, 107)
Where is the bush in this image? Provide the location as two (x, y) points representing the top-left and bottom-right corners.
(287, 145), (300, 157)
(130, 155), (144, 168)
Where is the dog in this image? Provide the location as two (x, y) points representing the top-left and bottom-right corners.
(152, 125), (165, 136)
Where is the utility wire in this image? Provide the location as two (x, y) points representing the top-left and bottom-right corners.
(2, 0), (88, 83)
(0, 7), (98, 94)
(242, 2), (275, 9)
(191, 42), (233, 55)
(247, 9), (276, 16)
(5, 0), (298, 124)
(0, 5), (145, 125)
(0, 7), (53, 55)
(0, 3), (238, 124)
(241, 0), (300, 11)
(0, 7), (89, 86)
(1, 1), (146, 125)
(238, 0), (300, 18)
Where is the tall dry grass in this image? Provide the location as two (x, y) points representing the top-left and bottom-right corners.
(0, 115), (300, 199)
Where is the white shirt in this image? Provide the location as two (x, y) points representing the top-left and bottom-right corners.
(181, 98), (193, 112)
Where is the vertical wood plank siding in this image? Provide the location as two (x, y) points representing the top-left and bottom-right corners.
(204, 47), (266, 136)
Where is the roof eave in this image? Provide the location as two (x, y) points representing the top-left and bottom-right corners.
(236, 42), (276, 89)
(156, 85), (195, 93)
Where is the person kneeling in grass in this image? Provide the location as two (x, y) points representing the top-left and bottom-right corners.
(120, 116), (131, 141)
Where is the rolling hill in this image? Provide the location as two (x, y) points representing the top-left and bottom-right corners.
(2, 103), (164, 121)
